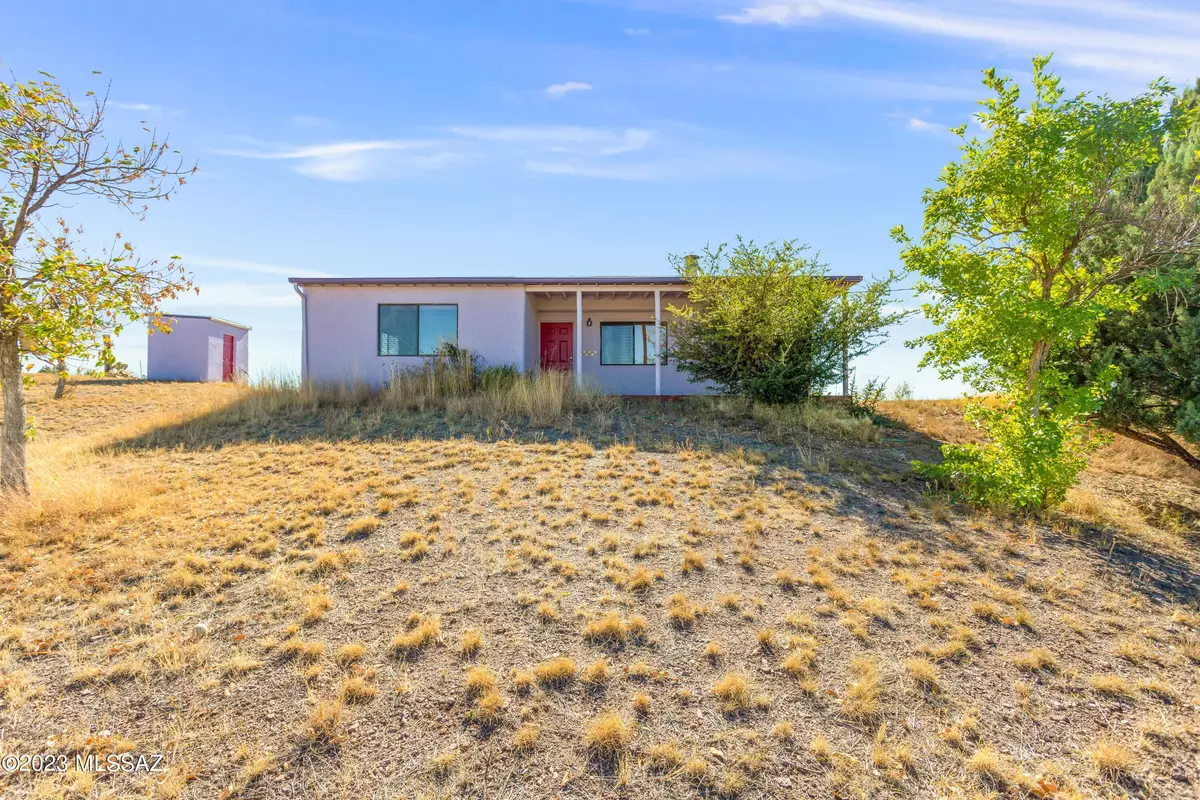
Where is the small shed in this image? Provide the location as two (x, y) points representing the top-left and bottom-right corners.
(147, 315), (250, 382)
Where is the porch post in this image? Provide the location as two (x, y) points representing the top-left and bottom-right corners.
(575, 290), (583, 389)
(654, 289), (661, 396)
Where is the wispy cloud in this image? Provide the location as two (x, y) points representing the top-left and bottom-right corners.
(112, 101), (184, 116)
(624, 27), (651, 35)
(720, 2), (821, 24)
(211, 139), (470, 181)
(714, 0), (1200, 78)
(215, 122), (825, 183)
(545, 81), (594, 98)
(906, 117), (950, 134)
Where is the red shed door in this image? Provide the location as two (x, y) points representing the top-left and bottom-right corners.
(540, 323), (573, 371)
(221, 334), (235, 382)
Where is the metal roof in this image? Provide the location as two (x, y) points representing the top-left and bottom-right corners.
(160, 314), (252, 331)
(287, 275), (863, 287)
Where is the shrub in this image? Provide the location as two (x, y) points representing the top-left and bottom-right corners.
(916, 395), (1100, 510)
(668, 239), (906, 403)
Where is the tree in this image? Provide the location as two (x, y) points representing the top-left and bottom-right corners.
(893, 57), (1199, 508)
(1058, 82), (1200, 470)
(667, 238), (906, 404)
(1, 69), (195, 493)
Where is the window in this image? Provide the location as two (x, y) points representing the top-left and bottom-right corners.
(378, 304), (458, 356)
(600, 322), (666, 365)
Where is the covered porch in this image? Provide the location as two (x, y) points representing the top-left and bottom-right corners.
(523, 281), (702, 396)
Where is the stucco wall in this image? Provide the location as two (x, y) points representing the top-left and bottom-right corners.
(148, 317), (250, 382)
(148, 318), (210, 381)
(302, 285), (529, 385)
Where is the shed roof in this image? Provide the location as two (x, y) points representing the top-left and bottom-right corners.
(162, 314), (252, 331)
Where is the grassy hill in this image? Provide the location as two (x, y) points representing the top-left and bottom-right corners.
(1, 377), (1196, 799)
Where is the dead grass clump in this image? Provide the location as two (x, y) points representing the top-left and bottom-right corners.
(681, 549), (706, 574)
(624, 565), (664, 592)
(1088, 738), (1136, 780)
(513, 724), (539, 752)
(644, 741), (684, 772)
(222, 652), (263, 677)
(391, 615), (441, 656)
(279, 638), (326, 663)
(464, 665), (499, 697)
(340, 675), (378, 704)
(583, 611), (629, 644)
(335, 643), (364, 666)
(580, 658), (611, 687)
(775, 569), (800, 591)
(841, 657), (883, 723)
(1013, 648), (1059, 674)
(1089, 673), (1136, 699)
(583, 711), (634, 757)
(345, 516), (381, 537)
(783, 645), (816, 677)
(161, 567), (206, 597)
(904, 657), (939, 693)
(470, 689), (507, 727)
(460, 629), (483, 657)
(534, 656), (577, 687)
(712, 672), (752, 714)
(666, 593), (700, 628)
(301, 698), (344, 747)
(965, 746), (1012, 786)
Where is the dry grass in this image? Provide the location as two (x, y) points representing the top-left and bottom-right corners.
(1088, 738), (1137, 780)
(711, 672), (752, 714)
(1, 378), (1196, 799)
(533, 656), (577, 687)
(583, 711), (634, 757)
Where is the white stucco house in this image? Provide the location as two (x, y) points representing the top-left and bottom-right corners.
(147, 315), (250, 382)
(288, 275), (861, 396)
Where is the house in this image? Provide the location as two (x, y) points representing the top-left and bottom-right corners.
(288, 275), (862, 396)
(147, 315), (250, 382)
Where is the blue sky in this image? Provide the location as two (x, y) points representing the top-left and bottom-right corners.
(7, 0), (1200, 397)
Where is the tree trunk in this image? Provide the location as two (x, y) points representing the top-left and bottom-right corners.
(0, 334), (29, 494)
(1113, 425), (1200, 472)
(1027, 339), (1053, 414)
(54, 357), (66, 399)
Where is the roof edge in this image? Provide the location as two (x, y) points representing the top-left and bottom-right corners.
(160, 313), (252, 331)
(287, 275), (864, 287)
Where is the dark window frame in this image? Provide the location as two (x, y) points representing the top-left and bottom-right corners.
(377, 303), (459, 356)
(599, 321), (668, 366)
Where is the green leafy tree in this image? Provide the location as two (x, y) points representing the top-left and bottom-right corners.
(893, 57), (1198, 508)
(667, 238), (906, 403)
(1057, 82), (1200, 470)
(1, 69), (195, 493)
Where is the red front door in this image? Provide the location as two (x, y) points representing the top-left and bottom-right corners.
(540, 323), (573, 371)
(222, 334), (235, 381)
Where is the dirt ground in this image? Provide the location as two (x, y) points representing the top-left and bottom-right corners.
(0, 378), (1197, 799)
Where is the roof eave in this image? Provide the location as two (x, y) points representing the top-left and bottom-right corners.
(287, 275), (864, 287)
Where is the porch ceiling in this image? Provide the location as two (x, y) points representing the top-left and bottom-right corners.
(526, 289), (689, 301)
